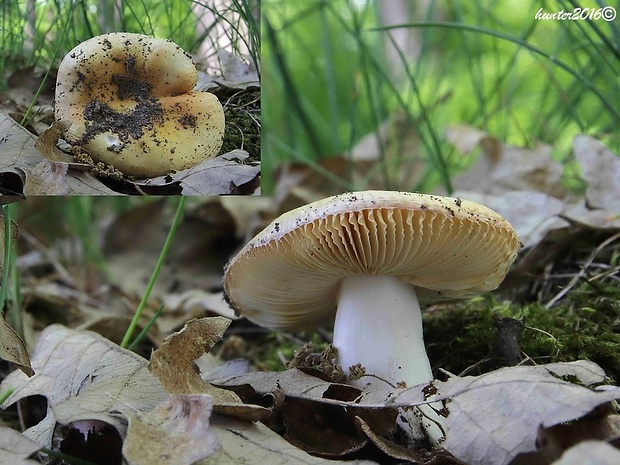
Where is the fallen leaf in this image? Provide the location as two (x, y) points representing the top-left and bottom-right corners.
(573, 135), (620, 212)
(0, 426), (41, 464)
(441, 363), (620, 465)
(0, 324), (167, 446)
(196, 49), (260, 91)
(204, 414), (378, 465)
(445, 124), (564, 197)
(23, 159), (71, 195)
(150, 317), (233, 395)
(34, 121), (75, 163)
(0, 112), (117, 195)
(0, 317), (33, 377)
(149, 317), (270, 421)
(520, 414), (620, 462)
(138, 150), (260, 195)
(123, 394), (219, 465)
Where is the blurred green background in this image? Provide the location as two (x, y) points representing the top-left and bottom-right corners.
(0, 0), (259, 74)
(262, 0), (620, 193)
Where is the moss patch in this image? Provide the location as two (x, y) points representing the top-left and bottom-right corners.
(219, 87), (260, 163)
(424, 282), (620, 383)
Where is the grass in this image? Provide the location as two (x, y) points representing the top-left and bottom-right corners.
(262, 0), (620, 194)
(0, 0), (260, 103)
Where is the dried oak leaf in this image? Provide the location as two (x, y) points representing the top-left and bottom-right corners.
(0, 324), (167, 446)
(124, 394), (219, 465)
(149, 316), (269, 421)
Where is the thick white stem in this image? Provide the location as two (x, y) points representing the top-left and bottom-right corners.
(334, 275), (432, 390)
(333, 275), (445, 445)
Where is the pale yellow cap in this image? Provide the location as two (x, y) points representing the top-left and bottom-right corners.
(224, 191), (521, 329)
(55, 32), (224, 177)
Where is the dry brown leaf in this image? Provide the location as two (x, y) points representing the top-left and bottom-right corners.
(149, 317), (270, 421)
(150, 317), (233, 395)
(137, 150), (260, 195)
(34, 121), (75, 163)
(573, 135), (620, 212)
(445, 124), (564, 197)
(0, 324), (167, 446)
(0, 426), (41, 464)
(282, 399), (367, 458)
(0, 317), (33, 377)
(0, 112), (117, 195)
(219, 195), (274, 240)
(204, 414), (378, 465)
(561, 135), (620, 229)
(123, 394), (219, 465)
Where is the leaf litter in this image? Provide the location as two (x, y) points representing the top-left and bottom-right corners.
(1, 131), (619, 462)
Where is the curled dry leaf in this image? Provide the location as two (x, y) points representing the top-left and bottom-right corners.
(149, 316), (270, 421)
(0, 426), (41, 465)
(0, 318), (33, 377)
(0, 324), (167, 446)
(205, 415), (378, 465)
(0, 112), (117, 195)
(123, 394), (219, 465)
(34, 121), (75, 164)
(150, 317), (233, 395)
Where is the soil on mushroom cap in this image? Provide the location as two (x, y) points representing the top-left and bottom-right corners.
(80, 98), (164, 149)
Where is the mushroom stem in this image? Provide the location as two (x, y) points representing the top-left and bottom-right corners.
(334, 275), (445, 444)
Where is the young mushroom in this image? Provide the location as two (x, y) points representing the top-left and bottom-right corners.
(223, 191), (521, 445)
(54, 32), (225, 178)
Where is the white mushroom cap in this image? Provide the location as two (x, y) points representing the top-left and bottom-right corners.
(224, 190), (521, 329)
(54, 32), (224, 178)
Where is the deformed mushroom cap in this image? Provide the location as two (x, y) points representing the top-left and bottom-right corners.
(54, 32), (225, 178)
(224, 191), (521, 329)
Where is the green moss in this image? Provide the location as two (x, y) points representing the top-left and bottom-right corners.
(424, 283), (620, 383)
(219, 88), (261, 163)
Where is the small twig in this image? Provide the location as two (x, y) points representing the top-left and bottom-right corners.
(545, 231), (620, 308)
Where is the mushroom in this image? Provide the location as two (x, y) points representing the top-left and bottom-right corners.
(54, 32), (225, 178)
(223, 190), (520, 444)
